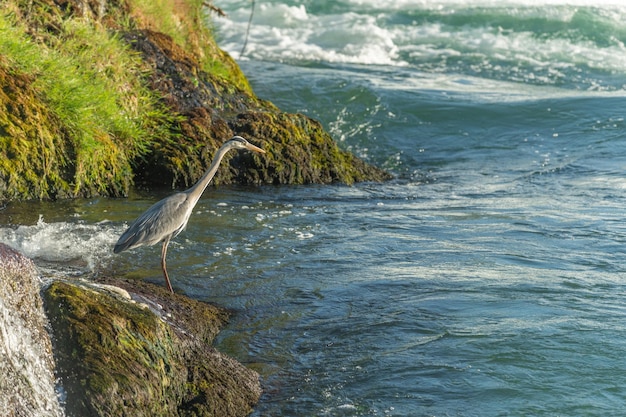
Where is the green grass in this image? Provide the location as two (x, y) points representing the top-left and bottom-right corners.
(0, 6), (173, 198)
(0, 0), (257, 200)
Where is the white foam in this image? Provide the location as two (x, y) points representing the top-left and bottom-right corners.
(0, 215), (121, 276)
(345, 0), (626, 7)
(216, 3), (402, 65)
(215, 1), (626, 92)
(0, 296), (65, 417)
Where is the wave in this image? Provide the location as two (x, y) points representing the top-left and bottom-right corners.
(0, 216), (121, 277)
(215, 1), (626, 91)
(217, 3), (402, 66)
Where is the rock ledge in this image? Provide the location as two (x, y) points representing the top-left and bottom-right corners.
(43, 277), (261, 417)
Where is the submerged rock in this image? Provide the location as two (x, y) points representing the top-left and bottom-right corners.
(43, 278), (261, 417)
(0, 243), (64, 417)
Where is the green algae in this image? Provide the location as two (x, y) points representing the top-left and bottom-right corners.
(230, 111), (392, 185)
(44, 282), (181, 416)
(0, 60), (70, 200)
(126, 0), (251, 93)
(43, 280), (260, 417)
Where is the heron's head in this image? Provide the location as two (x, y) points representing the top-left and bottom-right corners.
(228, 136), (266, 154)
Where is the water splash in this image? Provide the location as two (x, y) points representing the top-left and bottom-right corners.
(0, 245), (65, 416)
(216, 1), (626, 91)
(0, 215), (121, 277)
(216, 2), (402, 66)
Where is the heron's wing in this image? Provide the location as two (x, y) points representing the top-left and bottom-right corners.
(114, 193), (190, 253)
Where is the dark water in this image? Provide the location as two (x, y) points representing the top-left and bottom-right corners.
(4, 1), (626, 415)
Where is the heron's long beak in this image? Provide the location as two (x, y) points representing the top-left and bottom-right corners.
(246, 142), (266, 154)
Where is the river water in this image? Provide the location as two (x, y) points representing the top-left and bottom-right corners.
(3, 1), (626, 415)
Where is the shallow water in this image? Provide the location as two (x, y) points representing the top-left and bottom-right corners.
(4, 0), (626, 415)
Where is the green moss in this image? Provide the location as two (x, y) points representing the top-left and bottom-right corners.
(44, 281), (184, 416)
(43, 280), (260, 416)
(0, 61), (69, 199)
(229, 111), (393, 185)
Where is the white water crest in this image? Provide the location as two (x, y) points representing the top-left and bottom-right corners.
(0, 247), (65, 417)
(216, 1), (626, 92)
(0, 215), (122, 277)
(216, 2), (403, 65)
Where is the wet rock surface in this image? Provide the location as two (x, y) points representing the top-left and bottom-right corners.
(43, 278), (261, 417)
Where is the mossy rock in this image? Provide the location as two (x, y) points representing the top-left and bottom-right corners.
(125, 29), (392, 188)
(43, 280), (261, 417)
(0, 60), (73, 200)
(0, 0), (391, 201)
(231, 111), (392, 185)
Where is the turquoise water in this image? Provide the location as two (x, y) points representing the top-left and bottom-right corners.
(216, 2), (626, 415)
(3, 1), (626, 415)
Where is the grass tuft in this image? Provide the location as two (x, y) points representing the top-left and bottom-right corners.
(0, 6), (174, 198)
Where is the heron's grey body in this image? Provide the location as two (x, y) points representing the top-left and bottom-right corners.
(114, 136), (265, 293)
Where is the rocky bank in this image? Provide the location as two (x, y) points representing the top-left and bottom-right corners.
(0, 0), (391, 201)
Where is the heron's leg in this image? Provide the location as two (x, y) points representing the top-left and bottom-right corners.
(161, 238), (174, 294)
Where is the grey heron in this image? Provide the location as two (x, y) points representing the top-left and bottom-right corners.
(114, 136), (266, 293)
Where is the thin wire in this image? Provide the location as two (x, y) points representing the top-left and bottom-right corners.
(240, 0), (255, 59)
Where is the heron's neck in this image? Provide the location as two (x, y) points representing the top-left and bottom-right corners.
(186, 144), (232, 204)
